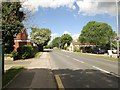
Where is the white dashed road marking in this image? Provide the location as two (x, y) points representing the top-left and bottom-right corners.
(72, 58), (85, 63)
(92, 66), (120, 77)
(92, 66), (110, 73)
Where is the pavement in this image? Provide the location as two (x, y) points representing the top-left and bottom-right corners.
(4, 52), (57, 89)
(4, 58), (33, 72)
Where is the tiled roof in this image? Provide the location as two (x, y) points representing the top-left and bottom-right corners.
(71, 42), (81, 46)
(14, 28), (28, 40)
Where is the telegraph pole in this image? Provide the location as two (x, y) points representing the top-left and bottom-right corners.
(0, 2), (3, 89)
(116, 0), (119, 58)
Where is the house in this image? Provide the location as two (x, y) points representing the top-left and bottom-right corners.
(14, 28), (32, 51)
(69, 42), (96, 52)
(69, 42), (81, 51)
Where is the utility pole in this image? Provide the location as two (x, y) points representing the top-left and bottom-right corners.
(110, 38), (112, 50)
(116, 0), (119, 58)
(0, 2), (3, 89)
(0, 28), (4, 89)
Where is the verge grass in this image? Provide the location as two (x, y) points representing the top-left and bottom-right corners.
(75, 52), (119, 61)
(35, 52), (42, 58)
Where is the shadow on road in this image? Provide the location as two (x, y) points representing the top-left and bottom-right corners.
(53, 69), (119, 89)
(3, 68), (119, 89)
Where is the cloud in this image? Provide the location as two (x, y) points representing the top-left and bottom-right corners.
(63, 31), (70, 34)
(49, 33), (59, 44)
(22, 0), (120, 16)
(63, 31), (79, 41)
(73, 14), (77, 17)
(72, 34), (79, 42)
(51, 33), (59, 39)
(76, 0), (120, 16)
(22, 0), (76, 12)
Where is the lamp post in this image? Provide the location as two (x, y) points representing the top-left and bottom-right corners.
(116, 0), (119, 58)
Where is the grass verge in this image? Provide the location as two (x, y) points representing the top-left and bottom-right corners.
(75, 52), (119, 61)
(35, 52), (42, 57)
(4, 54), (12, 57)
(3, 66), (25, 87)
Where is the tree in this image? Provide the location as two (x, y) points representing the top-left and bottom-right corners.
(2, 2), (25, 53)
(60, 34), (73, 48)
(51, 37), (61, 48)
(78, 21), (115, 49)
(31, 28), (51, 51)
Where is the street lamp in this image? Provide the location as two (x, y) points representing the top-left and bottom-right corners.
(116, 0), (119, 58)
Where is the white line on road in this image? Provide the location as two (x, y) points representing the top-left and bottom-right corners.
(92, 66), (120, 77)
(72, 58), (85, 63)
(92, 66), (110, 73)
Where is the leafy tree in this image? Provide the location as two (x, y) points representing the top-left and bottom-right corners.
(31, 28), (51, 51)
(2, 2), (25, 53)
(51, 37), (61, 48)
(60, 34), (73, 48)
(78, 21), (115, 49)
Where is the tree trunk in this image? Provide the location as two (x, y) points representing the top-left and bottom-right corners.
(38, 45), (43, 52)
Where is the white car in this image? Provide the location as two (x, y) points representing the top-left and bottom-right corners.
(112, 50), (117, 54)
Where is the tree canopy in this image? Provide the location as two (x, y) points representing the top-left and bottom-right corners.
(2, 2), (25, 53)
(60, 34), (73, 48)
(30, 28), (51, 51)
(78, 21), (115, 49)
(51, 37), (61, 48)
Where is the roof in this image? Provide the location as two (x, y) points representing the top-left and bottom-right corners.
(71, 42), (81, 46)
(14, 28), (28, 40)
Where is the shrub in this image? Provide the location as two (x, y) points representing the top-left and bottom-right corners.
(64, 46), (67, 50)
(17, 45), (34, 59)
(74, 46), (80, 52)
(11, 51), (19, 60)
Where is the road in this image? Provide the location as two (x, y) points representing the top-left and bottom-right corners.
(48, 50), (119, 88)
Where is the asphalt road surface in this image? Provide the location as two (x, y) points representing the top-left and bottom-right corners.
(48, 50), (119, 88)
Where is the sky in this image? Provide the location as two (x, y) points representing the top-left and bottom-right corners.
(21, 0), (120, 42)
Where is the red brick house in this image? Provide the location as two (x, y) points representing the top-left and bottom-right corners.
(14, 28), (32, 51)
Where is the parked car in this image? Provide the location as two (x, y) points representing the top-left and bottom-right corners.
(112, 49), (117, 54)
(92, 47), (106, 54)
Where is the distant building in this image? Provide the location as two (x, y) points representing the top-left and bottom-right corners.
(69, 42), (96, 52)
(69, 42), (81, 51)
(14, 28), (32, 51)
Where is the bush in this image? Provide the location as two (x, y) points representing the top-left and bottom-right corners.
(17, 45), (34, 59)
(64, 46), (67, 50)
(74, 46), (80, 52)
(11, 51), (19, 60)
(53, 47), (59, 50)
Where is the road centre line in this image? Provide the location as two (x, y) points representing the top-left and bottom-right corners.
(72, 58), (85, 63)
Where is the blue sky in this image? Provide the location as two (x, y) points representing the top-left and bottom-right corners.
(22, 0), (119, 41)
